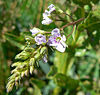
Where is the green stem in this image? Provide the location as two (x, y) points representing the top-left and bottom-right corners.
(53, 7), (85, 95)
(62, 54), (72, 74)
(52, 86), (61, 95)
(63, 7), (85, 75)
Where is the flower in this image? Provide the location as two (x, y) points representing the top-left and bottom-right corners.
(35, 34), (46, 45)
(42, 16), (53, 25)
(30, 28), (40, 35)
(42, 4), (55, 25)
(51, 28), (60, 35)
(42, 10), (52, 25)
(47, 28), (67, 52)
(48, 4), (55, 13)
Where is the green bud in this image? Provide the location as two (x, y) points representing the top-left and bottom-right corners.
(15, 51), (30, 60)
(11, 68), (17, 74)
(55, 7), (63, 14)
(21, 72), (25, 78)
(6, 83), (14, 92)
(40, 47), (47, 54)
(29, 58), (35, 66)
(25, 70), (28, 76)
(25, 36), (35, 43)
(24, 47), (35, 53)
(12, 62), (21, 67)
(15, 81), (19, 87)
(30, 66), (34, 74)
(34, 52), (40, 59)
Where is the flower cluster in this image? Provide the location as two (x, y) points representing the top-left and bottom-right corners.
(30, 4), (67, 53)
(30, 27), (67, 53)
(47, 28), (67, 52)
(42, 4), (55, 25)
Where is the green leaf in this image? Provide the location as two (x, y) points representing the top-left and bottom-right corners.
(47, 66), (57, 78)
(30, 78), (45, 89)
(54, 73), (79, 90)
(4, 33), (25, 50)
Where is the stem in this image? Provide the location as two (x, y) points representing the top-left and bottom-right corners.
(62, 8), (85, 75)
(60, 18), (84, 31)
(66, 25), (75, 38)
(63, 12), (74, 22)
(62, 54), (72, 74)
(52, 86), (61, 95)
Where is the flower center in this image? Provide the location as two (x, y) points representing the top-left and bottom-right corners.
(56, 37), (61, 42)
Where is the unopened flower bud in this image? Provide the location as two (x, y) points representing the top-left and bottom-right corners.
(15, 51), (30, 60)
(29, 58), (35, 66)
(40, 46), (47, 54)
(30, 66), (34, 74)
(34, 52), (40, 59)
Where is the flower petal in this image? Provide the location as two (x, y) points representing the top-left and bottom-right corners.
(61, 35), (66, 41)
(48, 4), (55, 13)
(51, 28), (60, 35)
(30, 28), (40, 35)
(35, 34), (46, 45)
(55, 43), (66, 52)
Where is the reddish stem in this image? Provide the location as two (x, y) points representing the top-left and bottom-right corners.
(60, 18), (84, 31)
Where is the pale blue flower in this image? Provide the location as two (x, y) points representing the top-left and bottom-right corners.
(47, 28), (67, 52)
(51, 28), (60, 35)
(30, 28), (40, 35)
(48, 4), (55, 13)
(42, 4), (55, 25)
(35, 34), (46, 45)
(42, 16), (53, 25)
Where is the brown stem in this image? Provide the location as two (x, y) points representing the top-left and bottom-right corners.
(63, 12), (74, 22)
(60, 18), (84, 31)
(66, 25), (76, 38)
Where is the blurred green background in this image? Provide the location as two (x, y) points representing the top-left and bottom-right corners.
(0, 0), (100, 95)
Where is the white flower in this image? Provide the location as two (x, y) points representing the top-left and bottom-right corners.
(48, 4), (55, 13)
(47, 28), (67, 52)
(35, 34), (46, 45)
(42, 4), (55, 25)
(30, 28), (40, 35)
(42, 16), (53, 25)
(51, 28), (60, 35)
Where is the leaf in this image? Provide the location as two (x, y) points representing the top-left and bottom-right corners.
(30, 78), (45, 89)
(47, 66), (57, 78)
(73, 0), (91, 6)
(75, 49), (86, 57)
(4, 33), (25, 50)
(73, 0), (99, 6)
(54, 73), (79, 90)
(83, 12), (100, 48)
(33, 85), (42, 95)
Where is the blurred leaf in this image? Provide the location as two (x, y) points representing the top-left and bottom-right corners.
(30, 78), (46, 89)
(73, 0), (99, 6)
(75, 49), (86, 57)
(47, 66), (57, 78)
(54, 73), (79, 90)
(33, 85), (42, 95)
(4, 33), (25, 50)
